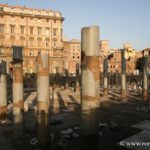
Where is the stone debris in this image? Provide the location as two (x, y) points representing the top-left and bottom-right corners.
(60, 128), (73, 135)
(74, 126), (79, 130)
(59, 127), (80, 139)
(62, 109), (70, 113)
(30, 137), (38, 145)
(99, 131), (103, 137)
(99, 122), (108, 128)
(50, 134), (55, 143)
(72, 133), (79, 138)
(135, 107), (140, 112)
(109, 122), (119, 132)
(135, 107), (149, 113)
(58, 138), (68, 148)
(110, 122), (118, 128)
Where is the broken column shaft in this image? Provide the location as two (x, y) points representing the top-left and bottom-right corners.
(142, 56), (148, 102)
(37, 51), (50, 145)
(65, 62), (69, 89)
(81, 26), (100, 149)
(0, 61), (7, 121)
(76, 63), (80, 92)
(121, 49), (126, 100)
(12, 46), (24, 139)
(103, 58), (108, 97)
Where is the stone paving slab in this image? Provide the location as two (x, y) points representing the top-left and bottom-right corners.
(131, 120), (150, 130)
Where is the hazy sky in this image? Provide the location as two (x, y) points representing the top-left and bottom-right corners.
(1, 0), (150, 50)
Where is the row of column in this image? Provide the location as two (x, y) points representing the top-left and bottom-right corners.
(0, 47), (49, 145)
(102, 50), (149, 101)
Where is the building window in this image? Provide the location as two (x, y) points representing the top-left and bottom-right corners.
(46, 19), (49, 23)
(29, 38), (34, 46)
(11, 15), (14, 19)
(0, 24), (4, 33)
(46, 40), (49, 47)
(30, 27), (34, 35)
(53, 28), (57, 36)
(10, 35), (15, 45)
(0, 49), (4, 55)
(46, 28), (49, 36)
(29, 49), (34, 56)
(37, 27), (42, 35)
(10, 25), (15, 34)
(38, 39), (42, 47)
(53, 42), (56, 47)
(20, 26), (25, 34)
(20, 36), (25, 46)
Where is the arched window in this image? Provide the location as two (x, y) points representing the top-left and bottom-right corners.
(29, 37), (34, 46)
(20, 36), (25, 46)
(45, 37), (50, 47)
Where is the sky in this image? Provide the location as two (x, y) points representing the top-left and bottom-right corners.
(0, 0), (150, 50)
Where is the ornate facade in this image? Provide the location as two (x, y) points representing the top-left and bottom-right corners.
(0, 4), (64, 73)
(63, 39), (81, 76)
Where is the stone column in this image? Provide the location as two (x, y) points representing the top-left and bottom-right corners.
(116, 70), (119, 88)
(37, 51), (50, 145)
(142, 56), (148, 102)
(103, 58), (108, 97)
(121, 49), (126, 100)
(76, 63), (80, 92)
(65, 69), (69, 89)
(81, 26), (100, 149)
(0, 61), (7, 122)
(56, 66), (59, 88)
(12, 46), (24, 139)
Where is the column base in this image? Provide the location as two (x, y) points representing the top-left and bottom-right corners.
(143, 90), (148, 102)
(121, 90), (126, 100)
(103, 88), (108, 97)
(76, 87), (80, 92)
(37, 101), (49, 145)
(0, 105), (7, 121)
(65, 83), (69, 89)
(13, 112), (24, 140)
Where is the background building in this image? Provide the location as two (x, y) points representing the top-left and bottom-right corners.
(63, 39), (81, 76)
(100, 40), (110, 57)
(0, 4), (64, 74)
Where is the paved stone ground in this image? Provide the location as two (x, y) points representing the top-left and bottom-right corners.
(0, 87), (150, 150)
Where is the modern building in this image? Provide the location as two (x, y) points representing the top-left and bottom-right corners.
(63, 39), (81, 76)
(0, 3), (64, 74)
